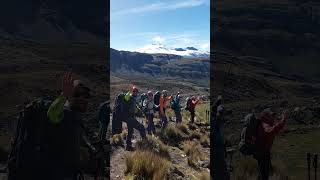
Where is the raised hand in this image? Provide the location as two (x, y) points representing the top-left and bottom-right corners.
(62, 72), (74, 99)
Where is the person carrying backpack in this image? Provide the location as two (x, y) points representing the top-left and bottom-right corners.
(112, 86), (146, 151)
(188, 96), (200, 124)
(45, 72), (95, 180)
(171, 92), (182, 124)
(159, 90), (173, 129)
(254, 108), (288, 180)
(143, 91), (157, 135)
(98, 101), (110, 142)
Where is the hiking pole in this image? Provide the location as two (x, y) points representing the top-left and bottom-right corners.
(314, 154), (318, 180)
(308, 153), (311, 180)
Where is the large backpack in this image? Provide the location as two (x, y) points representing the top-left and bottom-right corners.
(153, 91), (161, 111)
(239, 113), (260, 156)
(8, 96), (53, 180)
(185, 97), (192, 111)
(170, 97), (179, 111)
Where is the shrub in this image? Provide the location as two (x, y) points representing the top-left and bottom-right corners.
(183, 141), (205, 169)
(136, 135), (170, 159)
(125, 150), (171, 180)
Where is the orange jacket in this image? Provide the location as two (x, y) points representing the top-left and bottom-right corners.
(159, 95), (172, 116)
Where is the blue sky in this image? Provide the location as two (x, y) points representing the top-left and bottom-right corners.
(111, 0), (210, 51)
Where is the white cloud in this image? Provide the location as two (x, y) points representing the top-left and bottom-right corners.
(152, 36), (165, 43)
(112, 0), (207, 16)
(200, 42), (210, 50)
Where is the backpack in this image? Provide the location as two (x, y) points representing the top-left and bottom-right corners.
(170, 97), (179, 111)
(8, 96), (53, 180)
(153, 91), (161, 111)
(239, 113), (260, 156)
(112, 93), (125, 135)
(185, 97), (192, 111)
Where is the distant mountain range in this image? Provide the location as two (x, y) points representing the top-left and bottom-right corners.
(136, 44), (210, 59)
(110, 48), (209, 79)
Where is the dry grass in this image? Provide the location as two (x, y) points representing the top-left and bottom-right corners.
(124, 150), (171, 180)
(232, 155), (290, 180)
(198, 170), (210, 180)
(195, 103), (210, 124)
(136, 135), (170, 159)
(189, 130), (201, 140)
(183, 141), (205, 169)
(111, 133), (124, 147)
(200, 133), (210, 148)
(159, 124), (187, 147)
(176, 123), (189, 135)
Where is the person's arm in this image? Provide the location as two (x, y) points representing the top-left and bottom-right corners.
(262, 121), (285, 136)
(159, 97), (164, 115)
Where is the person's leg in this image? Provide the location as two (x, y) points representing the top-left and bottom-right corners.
(177, 111), (182, 123)
(150, 114), (155, 134)
(257, 153), (269, 180)
(126, 119), (134, 148)
(130, 117), (146, 139)
(190, 111), (195, 123)
(147, 114), (152, 135)
(162, 116), (168, 128)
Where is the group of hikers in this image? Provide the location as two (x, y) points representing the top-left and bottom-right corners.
(110, 85), (203, 150)
(7, 72), (204, 180)
(212, 95), (289, 180)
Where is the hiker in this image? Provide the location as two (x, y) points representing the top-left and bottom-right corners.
(112, 86), (146, 151)
(46, 72), (95, 180)
(188, 96), (201, 124)
(98, 101), (110, 142)
(255, 108), (289, 180)
(171, 92), (183, 124)
(213, 104), (228, 180)
(159, 90), (173, 129)
(143, 91), (157, 135)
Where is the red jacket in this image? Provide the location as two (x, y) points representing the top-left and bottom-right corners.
(256, 113), (286, 153)
(190, 99), (200, 111)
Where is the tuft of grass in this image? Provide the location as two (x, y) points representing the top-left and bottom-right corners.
(125, 150), (171, 180)
(200, 133), (210, 148)
(112, 134), (124, 147)
(198, 170), (210, 180)
(136, 135), (170, 159)
(183, 141), (205, 169)
(189, 131), (201, 140)
(195, 103), (210, 124)
(176, 123), (189, 135)
(233, 155), (290, 180)
(159, 124), (187, 147)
